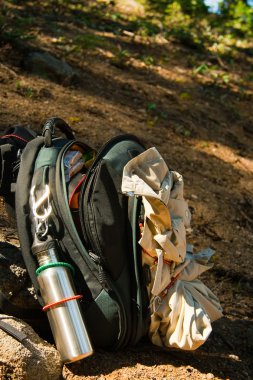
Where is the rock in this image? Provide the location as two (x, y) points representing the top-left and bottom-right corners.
(0, 241), (38, 310)
(228, 354), (240, 361)
(38, 87), (54, 99)
(0, 314), (62, 380)
(114, 0), (145, 16)
(24, 52), (81, 84)
(0, 241), (50, 337)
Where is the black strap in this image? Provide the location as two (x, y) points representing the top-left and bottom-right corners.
(0, 144), (17, 195)
(0, 317), (27, 343)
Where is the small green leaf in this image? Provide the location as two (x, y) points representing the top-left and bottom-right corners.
(222, 74), (230, 84)
(147, 103), (157, 111)
(180, 92), (191, 100)
(194, 63), (209, 75)
(142, 55), (154, 66)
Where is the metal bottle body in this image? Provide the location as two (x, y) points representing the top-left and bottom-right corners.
(34, 240), (93, 363)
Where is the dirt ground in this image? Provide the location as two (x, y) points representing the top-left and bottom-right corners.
(0, 2), (253, 379)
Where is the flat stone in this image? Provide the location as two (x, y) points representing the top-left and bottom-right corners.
(24, 52), (81, 84)
(0, 314), (62, 380)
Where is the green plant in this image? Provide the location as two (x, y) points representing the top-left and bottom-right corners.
(145, 103), (169, 128)
(73, 33), (109, 50)
(111, 47), (131, 67)
(141, 55), (155, 66)
(147, 102), (157, 111)
(174, 124), (191, 137)
(179, 92), (192, 100)
(122, 13), (161, 38)
(194, 63), (209, 74)
(246, 73), (253, 82)
(220, 0), (253, 37)
(16, 82), (36, 98)
(116, 48), (130, 59)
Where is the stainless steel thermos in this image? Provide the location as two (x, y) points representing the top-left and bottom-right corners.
(32, 237), (93, 363)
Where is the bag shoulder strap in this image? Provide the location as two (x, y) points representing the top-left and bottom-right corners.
(0, 317), (27, 343)
(15, 136), (46, 303)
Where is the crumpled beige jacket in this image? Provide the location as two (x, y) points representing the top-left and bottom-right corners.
(122, 147), (223, 350)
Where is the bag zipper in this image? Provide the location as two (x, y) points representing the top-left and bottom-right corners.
(80, 161), (102, 255)
(78, 134), (144, 348)
(55, 138), (128, 348)
(79, 133), (143, 254)
(54, 139), (99, 275)
(86, 133), (142, 176)
(79, 159), (129, 348)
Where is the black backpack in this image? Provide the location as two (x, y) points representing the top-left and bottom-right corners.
(0, 124), (38, 217)
(1, 117), (150, 359)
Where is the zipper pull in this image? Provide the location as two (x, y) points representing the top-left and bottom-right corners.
(89, 251), (112, 293)
(98, 264), (111, 292)
(88, 251), (101, 264)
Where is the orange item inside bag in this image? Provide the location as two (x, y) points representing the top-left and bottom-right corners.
(68, 173), (86, 209)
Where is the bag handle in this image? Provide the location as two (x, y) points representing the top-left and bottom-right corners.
(42, 117), (75, 147)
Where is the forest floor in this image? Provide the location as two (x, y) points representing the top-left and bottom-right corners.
(0, 1), (253, 380)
